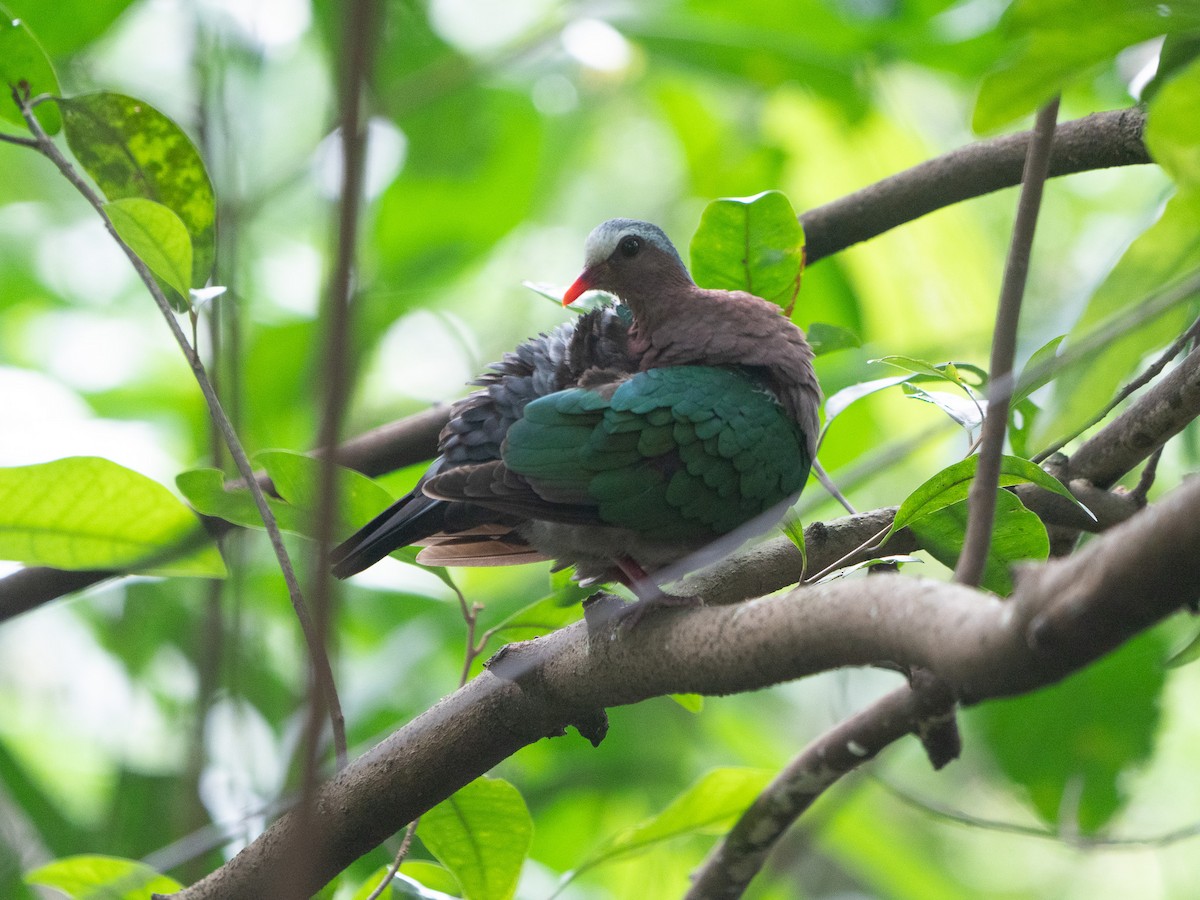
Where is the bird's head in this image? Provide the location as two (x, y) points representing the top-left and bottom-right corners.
(563, 219), (693, 307)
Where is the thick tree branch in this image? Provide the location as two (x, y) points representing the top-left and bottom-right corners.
(801, 106), (1148, 263)
(165, 464), (1200, 900)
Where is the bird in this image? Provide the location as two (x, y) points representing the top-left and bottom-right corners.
(331, 218), (821, 611)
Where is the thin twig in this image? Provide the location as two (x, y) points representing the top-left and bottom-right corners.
(9, 85), (347, 760)
(956, 97), (1061, 588)
(364, 819), (420, 900)
(0, 130), (38, 148)
(1131, 446), (1164, 504)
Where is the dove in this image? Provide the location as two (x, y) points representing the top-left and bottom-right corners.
(332, 219), (820, 608)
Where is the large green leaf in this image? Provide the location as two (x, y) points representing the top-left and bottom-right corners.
(3, 0), (135, 57)
(973, 0), (1200, 132)
(25, 854), (181, 899)
(0, 4), (60, 133)
(104, 198), (193, 300)
(908, 490), (1049, 595)
(887, 454), (1088, 540)
(0, 457), (224, 577)
(421, 777), (532, 900)
(1034, 191), (1200, 451)
(177, 451), (393, 541)
(59, 92), (215, 290)
(689, 190), (806, 315)
(1145, 57), (1200, 189)
(972, 629), (1167, 832)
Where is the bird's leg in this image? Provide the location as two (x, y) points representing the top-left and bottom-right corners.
(615, 556), (699, 627)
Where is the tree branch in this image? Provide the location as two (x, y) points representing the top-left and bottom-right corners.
(164, 464), (1200, 900)
(957, 97), (1060, 586)
(801, 106), (1148, 263)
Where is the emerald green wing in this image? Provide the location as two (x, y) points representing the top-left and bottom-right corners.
(502, 366), (811, 539)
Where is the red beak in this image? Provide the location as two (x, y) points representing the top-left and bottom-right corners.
(563, 272), (592, 306)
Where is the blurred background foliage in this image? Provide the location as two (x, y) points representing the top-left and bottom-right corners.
(1, 0), (1199, 898)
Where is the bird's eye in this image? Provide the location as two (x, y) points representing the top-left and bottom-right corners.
(618, 236), (641, 258)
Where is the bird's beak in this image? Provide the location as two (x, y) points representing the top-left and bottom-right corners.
(563, 271), (592, 306)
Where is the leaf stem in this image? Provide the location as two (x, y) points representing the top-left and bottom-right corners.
(10, 84), (347, 759)
(955, 97), (1060, 588)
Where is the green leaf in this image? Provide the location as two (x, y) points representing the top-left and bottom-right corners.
(1165, 626), (1200, 668)
(3, 0), (135, 57)
(567, 767), (772, 883)
(670, 693), (705, 713)
(972, 0), (1200, 132)
(689, 190), (806, 315)
(1012, 334), (1066, 406)
(782, 513), (807, 578)
(421, 777), (532, 900)
(1142, 32), (1200, 102)
(872, 356), (987, 391)
(178, 453), (396, 541)
(1035, 191), (1200, 450)
(59, 92), (215, 289)
(908, 490), (1049, 595)
(1146, 56), (1200, 189)
(25, 854), (181, 899)
(805, 321), (861, 356)
(888, 454), (1090, 539)
(177, 467), (306, 535)
(0, 4), (60, 133)
(1008, 397), (1040, 459)
(972, 629), (1167, 832)
(104, 198), (193, 301)
(485, 591), (584, 643)
(0, 457), (224, 577)
(256, 449), (396, 540)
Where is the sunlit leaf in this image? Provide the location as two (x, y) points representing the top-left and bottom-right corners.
(421, 777), (532, 900)
(0, 4), (60, 133)
(25, 854), (181, 899)
(104, 197), (193, 301)
(60, 91), (215, 288)
(972, 629), (1167, 831)
(689, 190), (806, 314)
(908, 490), (1049, 595)
(0, 457), (224, 577)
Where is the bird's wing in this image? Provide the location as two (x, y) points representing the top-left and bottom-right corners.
(445, 366), (812, 538)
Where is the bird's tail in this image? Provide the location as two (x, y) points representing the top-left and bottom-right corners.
(330, 488), (447, 579)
